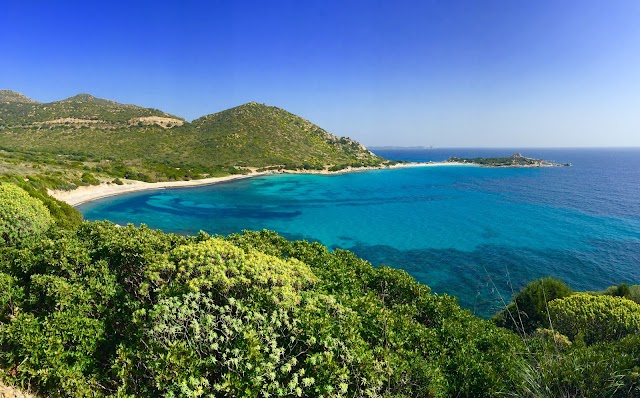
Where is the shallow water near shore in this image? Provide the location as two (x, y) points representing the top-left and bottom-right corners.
(79, 148), (640, 317)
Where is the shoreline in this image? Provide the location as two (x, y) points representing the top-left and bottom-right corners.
(48, 161), (472, 206)
(48, 173), (268, 207)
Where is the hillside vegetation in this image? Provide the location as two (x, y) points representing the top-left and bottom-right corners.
(0, 183), (639, 397)
(0, 91), (183, 127)
(188, 102), (381, 168)
(0, 91), (385, 188)
(0, 90), (39, 104)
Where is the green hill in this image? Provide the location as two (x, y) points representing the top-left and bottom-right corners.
(0, 92), (385, 187)
(0, 89), (39, 103)
(0, 92), (184, 128)
(187, 102), (381, 167)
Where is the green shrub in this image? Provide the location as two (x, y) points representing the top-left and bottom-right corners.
(549, 293), (640, 344)
(604, 283), (632, 299)
(7, 223), (639, 397)
(0, 183), (53, 246)
(163, 238), (318, 304)
(0, 175), (83, 229)
(631, 285), (640, 304)
(329, 164), (348, 172)
(226, 230), (530, 396)
(0, 273), (23, 322)
(493, 277), (573, 335)
(81, 172), (100, 185)
(603, 283), (640, 304)
(532, 328), (571, 349)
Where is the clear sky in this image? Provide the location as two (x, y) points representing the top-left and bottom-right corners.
(1, 0), (639, 147)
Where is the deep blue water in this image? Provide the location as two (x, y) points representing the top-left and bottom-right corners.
(79, 148), (640, 317)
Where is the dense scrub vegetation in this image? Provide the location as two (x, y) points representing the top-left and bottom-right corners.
(0, 177), (83, 228)
(188, 102), (383, 168)
(0, 91), (181, 127)
(493, 277), (574, 334)
(0, 184), (639, 397)
(0, 183), (52, 246)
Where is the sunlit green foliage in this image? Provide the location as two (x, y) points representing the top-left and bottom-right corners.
(0, 183), (52, 246)
(188, 102), (383, 168)
(548, 293), (640, 344)
(0, 216), (532, 397)
(492, 278), (640, 396)
(0, 175), (82, 229)
(227, 230), (528, 397)
(0, 194), (638, 397)
(81, 172), (100, 185)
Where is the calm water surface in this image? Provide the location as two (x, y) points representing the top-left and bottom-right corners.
(79, 148), (640, 317)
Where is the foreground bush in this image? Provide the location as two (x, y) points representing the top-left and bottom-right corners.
(493, 277), (573, 335)
(0, 175), (83, 229)
(548, 293), (640, 344)
(520, 333), (640, 397)
(0, 192), (637, 397)
(0, 221), (531, 397)
(0, 183), (52, 246)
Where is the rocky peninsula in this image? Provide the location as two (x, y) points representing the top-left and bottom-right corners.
(445, 153), (571, 167)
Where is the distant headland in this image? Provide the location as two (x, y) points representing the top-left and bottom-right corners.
(445, 153), (572, 167)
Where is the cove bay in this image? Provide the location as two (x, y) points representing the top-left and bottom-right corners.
(79, 148), (640, 317)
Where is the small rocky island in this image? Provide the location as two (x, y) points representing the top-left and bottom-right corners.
(446, 153), (571, 167)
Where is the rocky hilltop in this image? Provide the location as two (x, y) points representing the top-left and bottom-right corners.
(447, 153), (571, 167)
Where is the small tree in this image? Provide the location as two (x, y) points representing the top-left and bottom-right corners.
(603, 283), (631, 299)
(493, 277), (572, 335)
(0, 183), (53, 247)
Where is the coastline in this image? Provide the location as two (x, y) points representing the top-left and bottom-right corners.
(48, 161), (472, 206)
(48, 173), (268, 207)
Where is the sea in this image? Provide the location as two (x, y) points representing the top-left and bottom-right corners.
(78, 148), (640, 317)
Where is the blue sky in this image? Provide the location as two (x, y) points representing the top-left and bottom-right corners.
(1, 0), (639, 147)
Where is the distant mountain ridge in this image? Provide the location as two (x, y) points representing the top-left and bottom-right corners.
(0, 89), (39, 103)
(0, 91), (184, 128)
(0, 90), (384, 182)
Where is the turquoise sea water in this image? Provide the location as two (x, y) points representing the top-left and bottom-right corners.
(79, 148), (640, 317)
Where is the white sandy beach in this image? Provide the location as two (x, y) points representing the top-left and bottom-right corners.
(48, 173), (268, 206)
(48, 161), (471, 206)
